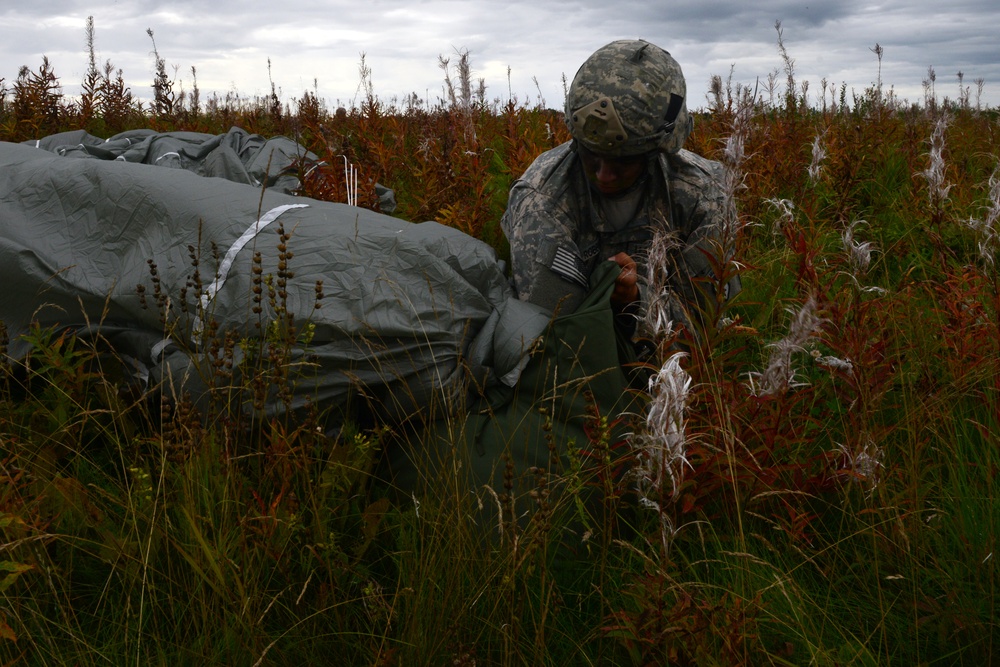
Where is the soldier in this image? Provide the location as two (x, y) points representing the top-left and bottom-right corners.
(501, 39), (740, 339)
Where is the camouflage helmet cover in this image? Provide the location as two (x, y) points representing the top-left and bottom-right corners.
(565, 39), (692, 156)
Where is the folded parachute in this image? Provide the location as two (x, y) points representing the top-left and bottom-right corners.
(0, 128), (548, 423)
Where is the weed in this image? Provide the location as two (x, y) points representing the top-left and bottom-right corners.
(2, 25), (999, 665)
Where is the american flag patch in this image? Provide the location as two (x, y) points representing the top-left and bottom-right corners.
(550, 245), (589, 287)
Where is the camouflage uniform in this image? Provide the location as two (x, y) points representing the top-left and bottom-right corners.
(501, 142), (736, 329)
(501, 39), (739, 333)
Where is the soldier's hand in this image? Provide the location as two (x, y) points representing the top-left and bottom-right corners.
(608, 252), (639, 310)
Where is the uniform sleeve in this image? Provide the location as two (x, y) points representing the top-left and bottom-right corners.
(657, 154), (741, 336)
(500, 181), (589, 315)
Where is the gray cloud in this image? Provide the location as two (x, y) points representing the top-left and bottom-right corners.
(2, 0), (998, 112)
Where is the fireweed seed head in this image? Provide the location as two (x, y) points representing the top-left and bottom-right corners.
(836, 434), (883, 493)
(921, 112), (953, 205)
(964, 163), (1000, 268)
(635, 352), (692, 502)
(748, 295), (825, 397)
(843, 219), (875, 274)
(816, 354), (854, 376)
(765, 197), (796, 236)
(642, 230), (683, 338)
(808, 131), (828, 183)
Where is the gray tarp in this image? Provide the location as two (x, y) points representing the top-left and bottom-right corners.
(26, 127), (314, 194)
(0, 129), (547, 423)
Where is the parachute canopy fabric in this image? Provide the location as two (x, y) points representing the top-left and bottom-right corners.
(0, 129), (547, 423)
(384, 259), (643, 527)
(25, 126), (315, 195)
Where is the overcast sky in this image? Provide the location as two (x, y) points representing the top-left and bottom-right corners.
(3, 1), (999, 113)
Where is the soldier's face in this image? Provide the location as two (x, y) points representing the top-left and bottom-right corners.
(577, 145), (647, 197)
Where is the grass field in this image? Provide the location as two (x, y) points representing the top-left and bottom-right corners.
(1, 34), (999, 665)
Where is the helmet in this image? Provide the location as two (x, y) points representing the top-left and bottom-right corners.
(565, 39), (692, 156)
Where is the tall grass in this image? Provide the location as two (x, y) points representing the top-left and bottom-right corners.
(2, 26), (999, 664)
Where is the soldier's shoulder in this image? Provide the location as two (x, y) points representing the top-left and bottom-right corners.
(659, 149), (727, 216)
(665, 148), (725, 184)
(516, 141), (577, 190)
